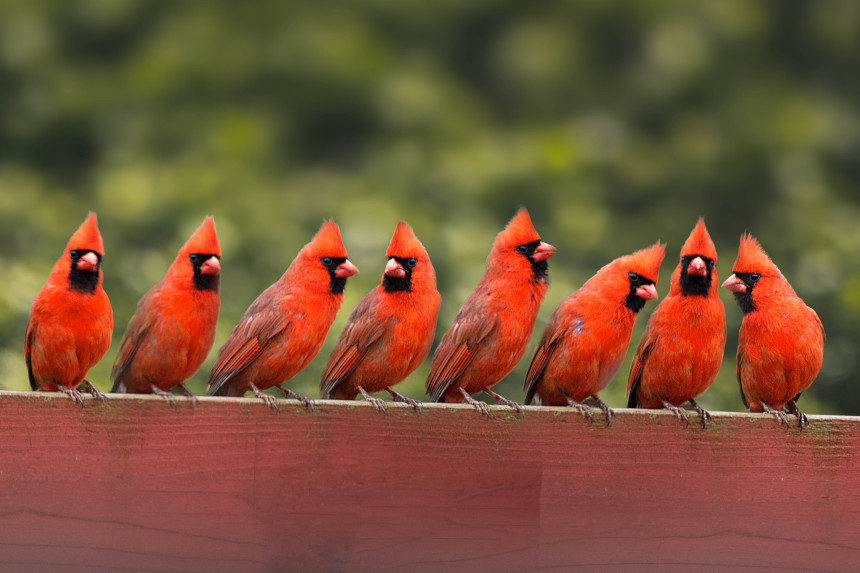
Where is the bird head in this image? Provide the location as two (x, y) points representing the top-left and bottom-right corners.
(488, 207), (555, 283)
(617, 242), (665, 313)
(723, 233), (791, 314)
(169, 216), (223, 293)
(61, 212), (105, 294)
(381, 221), (435, 294)
(297, 220), (358, 295)
(672, 218), (718, 298)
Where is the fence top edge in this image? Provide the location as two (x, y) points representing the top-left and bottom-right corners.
(0, 390), (857, 423)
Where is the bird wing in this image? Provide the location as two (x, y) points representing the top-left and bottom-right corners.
(110, 287), (160, 392)
(207, 295), (294, 395)
(426, 294), (497, 402)
(523, 314), (580, 405)
(626, 327), (656, 408)
(736, 348), (750, 408)
(320, 291), (391, 398)
(25, 320), (37, 391)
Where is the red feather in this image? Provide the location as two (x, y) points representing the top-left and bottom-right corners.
(111, 217), (221, 393)
(26, 213), (113, 392)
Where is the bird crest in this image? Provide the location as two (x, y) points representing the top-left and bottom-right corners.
(179, 216), (221, 257)
(680, 218), (717, 260)
(622, 242), (665, 283)
(67, 212), (105, 255)
(733, 233), (778, 275)
(303, 220), (348, 259)
(494, 207), (541, 251)
(386, 221), (427, 259)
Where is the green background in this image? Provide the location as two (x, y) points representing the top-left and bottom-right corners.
(2, 1), (857, 414)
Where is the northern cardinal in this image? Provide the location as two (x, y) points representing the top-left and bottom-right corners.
(427, 208), (555, 415)
(723, 234), (824, 430)
(627, 219), (726, 427)
(207, 221), (358, 409)
(320, 222), (440, 411)
(524, 243), (665, 424)
(25, 213), (113, 405)
(110, 217), (221, 401)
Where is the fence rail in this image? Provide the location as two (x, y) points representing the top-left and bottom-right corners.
(0, 391), (856, 571)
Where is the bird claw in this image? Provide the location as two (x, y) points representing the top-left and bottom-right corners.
(687, 399), (711, 429)
(280, 387), (315, 411)
(661, 400), (690, 426)
(366, 396), (387, 412)
(590, 395), (613, 426)
(785, 400), (808, 431)
(83, 380), (107, 403)
(495, 396), (525, 417)
(566, 397), (594, 423)
(56, 384), (85, 407)
(389, 390), (422, 412)
(261, 394), (279, 411)
(460, 389), (490, 418)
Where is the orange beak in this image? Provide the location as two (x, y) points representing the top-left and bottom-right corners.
(722, 274), (746, 293)
(334, 259), (359, 278)
(77, 252), (99, 272)
(635, 284), (658, 300)
(384, 258), (406, 278)
(687, 256), (707, 277)
(199, 256), (221, 275)
(532, 242), (556, 262)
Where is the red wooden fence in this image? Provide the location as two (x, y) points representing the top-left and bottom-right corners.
(0, 391), (857, 571)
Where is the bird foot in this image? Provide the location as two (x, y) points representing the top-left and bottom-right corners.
(460, 388), (490, 418)
(687, 399), (711, 428)
(589, 394), (613, 426)
(177, 383), (198, 406)
(565, 397), (594, 423)
(250, 384), (278, 411)
(387, 389), (422, 412)
(148, 382), (178, 408)
(83, 380), (107, 403)
(660, 399), (690, 426)
(57, 384), (85, 407)
(280, 387), (315, 411)
(785, 400), (808, 431)
(760, 402), (790, 429)
(358, 387), (387, 413)
(484, 389), (524, 416)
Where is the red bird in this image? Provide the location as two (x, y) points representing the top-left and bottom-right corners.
(524, 243), (665, 424)
(723, 234), (824, 430)
(110, 217), (222, 401)
(427, 208), (555, 415)
(320, 222), (440, 410)
(25, 213), (113, 405)
(627, 219), (726, 427)
(207, 221), (358, 408)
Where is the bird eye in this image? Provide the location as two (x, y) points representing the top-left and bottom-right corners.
(516, 245), (528, 254)
(321, 257), (332, 267)
(750, 273), (760, 282)
(628, 272), (637, 281)
(406, 257), (417, 268)
(189, 254), (199, 264)
(70, 250), (81, 259)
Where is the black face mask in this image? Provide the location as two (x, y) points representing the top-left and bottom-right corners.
(679, 255), (715, 297)
(190, 253), (220, 292)
(732, 272), (761, 314)
(516, 240), (548, 281)
(625, 272), (656, 313)
(382, 256), (418, 293)
(68, 249), (102, 294)
(320, 256), (348, 294)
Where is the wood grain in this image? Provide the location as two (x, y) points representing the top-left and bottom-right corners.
(0, 391), (856, 572)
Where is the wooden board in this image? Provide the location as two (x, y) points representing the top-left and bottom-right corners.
(0, 391), (856, 572)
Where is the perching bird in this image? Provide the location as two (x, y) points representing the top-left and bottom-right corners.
(25, 213), (113, 406)
(208, 221), (358, 409)
(110, 217), (222, 402)
(722, 234), (824, 430)
(320, 222), (440, 411)
(627, 219), (726, 427)
(524, 243), (665, 424)
(427, 208), (555, 415)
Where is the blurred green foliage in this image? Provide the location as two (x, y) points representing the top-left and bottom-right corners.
(1, 0), (857, 414)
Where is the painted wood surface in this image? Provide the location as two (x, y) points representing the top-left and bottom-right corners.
(0, 391), (856, 572)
